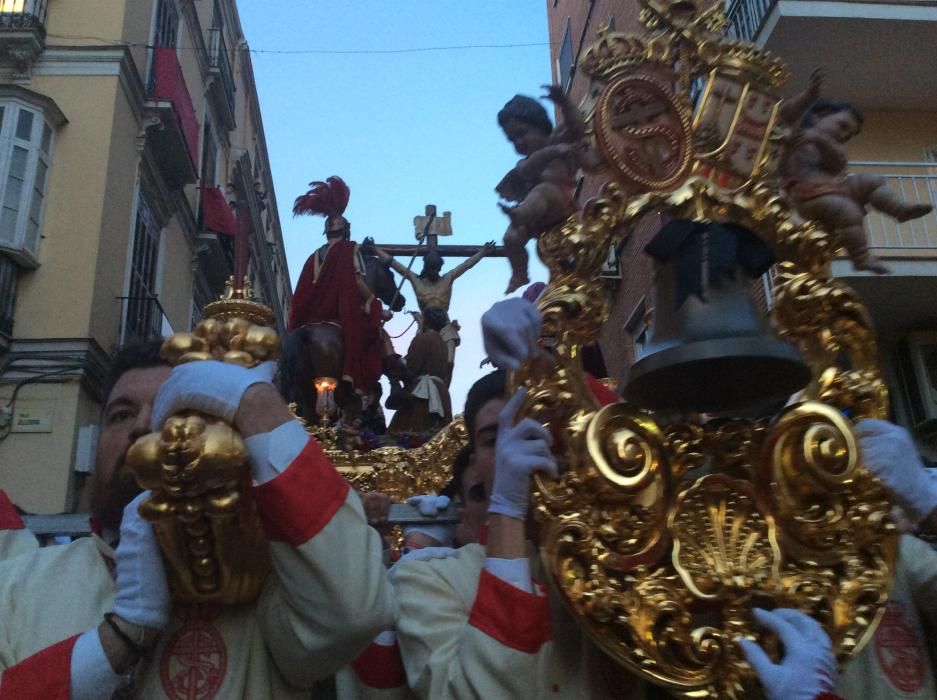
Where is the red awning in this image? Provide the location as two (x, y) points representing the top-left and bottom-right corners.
(152, 47), (200, 171)
(201, 186), (236, 236)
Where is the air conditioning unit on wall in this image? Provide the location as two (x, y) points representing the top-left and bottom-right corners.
(898, 331), (937, 451)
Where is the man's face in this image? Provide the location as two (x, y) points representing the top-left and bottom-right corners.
(471, 397), (506, 495)
(90, 365), (171, 532)
(455, 461), (488, 547)
(422, 254), (443, 280)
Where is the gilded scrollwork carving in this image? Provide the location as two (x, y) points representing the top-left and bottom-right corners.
(510, 1), (897, 696)
(323, 416), (468, 501)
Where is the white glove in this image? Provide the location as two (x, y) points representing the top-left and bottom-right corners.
(481, 298), (542, 370)
(112, 492), (170, 630)
(488, 388), (557, 520)
(856, 419), (937, 523)
(407, 494), (451, 517)
(739, 608), (836, 700)
(151, 360), (276, 430)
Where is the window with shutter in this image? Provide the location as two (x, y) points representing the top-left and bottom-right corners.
(0, 99), (55, 267)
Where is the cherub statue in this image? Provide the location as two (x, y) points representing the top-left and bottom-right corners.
(496, 85), (600, 294)
(780, 72), (932, 273)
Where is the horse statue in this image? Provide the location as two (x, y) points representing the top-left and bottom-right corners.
(279, 251), (405, 428)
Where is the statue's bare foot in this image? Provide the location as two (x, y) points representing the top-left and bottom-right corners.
(505, 274), (530, 294)
(896, 203), (933, 222)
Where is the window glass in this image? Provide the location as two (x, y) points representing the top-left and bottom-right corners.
(126, 194), (162, 340)
(558, 21), (574, 91)
(0, 102), (55, 260)
(0, 138), (28, 245)
(2, 146), (28, 215)
(15, 109), (33, 141)
(24, 157), (47, 251)
(153, 0), (179, 48)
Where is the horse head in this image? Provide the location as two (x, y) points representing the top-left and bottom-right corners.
(362, 253), (405, 311)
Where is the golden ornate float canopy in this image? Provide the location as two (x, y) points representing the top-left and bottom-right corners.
(516, 1), (897, 696)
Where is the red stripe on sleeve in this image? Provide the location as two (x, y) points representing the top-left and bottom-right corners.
(252, 436), (350, 546)
(0, 490), (25, 530)
(468, 569), (552, 654)
(351, 640), (407, 690)
(814, 695), (845, 700)
(0, 635), (78, 700)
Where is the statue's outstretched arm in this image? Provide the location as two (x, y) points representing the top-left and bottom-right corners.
(779, 68), (823, 127)
(449, 242), (497, 280)
(544, 84), (587, 143)
(374, 246), (414, 281)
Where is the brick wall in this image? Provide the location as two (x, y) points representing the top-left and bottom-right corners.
(547, 0), (656, 384)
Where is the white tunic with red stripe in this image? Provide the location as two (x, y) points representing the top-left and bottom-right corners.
(391, 542), (649, 699)
(836, 534), (937, 699)
(0, 490), (37, 561)
(335, 630), (415, 700)
(0, 434), (397, 700)
(335, 547), (464, 700)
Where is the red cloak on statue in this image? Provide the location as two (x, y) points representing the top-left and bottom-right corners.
(288, 240), (383, 390)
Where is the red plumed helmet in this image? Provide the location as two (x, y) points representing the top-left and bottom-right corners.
(293, 176), (351, 232)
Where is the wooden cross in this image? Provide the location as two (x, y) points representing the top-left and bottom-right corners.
(372, 203), (507, 258)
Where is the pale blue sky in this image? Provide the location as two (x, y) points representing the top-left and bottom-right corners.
(239, 1), (553, 413)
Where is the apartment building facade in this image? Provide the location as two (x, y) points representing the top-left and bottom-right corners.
(0, 0), (291, 512)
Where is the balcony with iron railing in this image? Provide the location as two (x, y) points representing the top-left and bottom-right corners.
(760, 161), (937, 329)
(0, 0), (47, 30)
(726, 0), (937, 43)
(724, 0), (937, 110)
(851, 162), (937, 251)
(207, 26), (237, 130)
(0, 0), (48, 79)
(725, 0), (773, 42)
(117, 295), (174, 345)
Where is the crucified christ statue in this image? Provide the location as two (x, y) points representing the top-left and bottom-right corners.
(368, 240), (496, 383)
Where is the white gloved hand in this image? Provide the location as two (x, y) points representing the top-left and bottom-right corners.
(481, 298), (542, 370)
(856, 419), (937, 523)
(112, 492), (170, 630)
(407, 494), (451, 517)
(151, 360), (276, 430)
(739, 608), (836, 700)
(488, 388), (558, 521)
